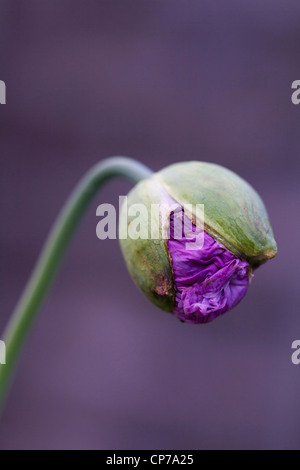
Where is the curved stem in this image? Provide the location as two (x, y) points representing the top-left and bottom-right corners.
(0, 157), (153, 409)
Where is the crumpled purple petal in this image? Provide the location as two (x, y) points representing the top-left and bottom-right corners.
(168, 210), (250, 323)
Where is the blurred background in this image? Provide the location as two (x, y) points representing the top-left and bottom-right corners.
(0, 0), (299, 450)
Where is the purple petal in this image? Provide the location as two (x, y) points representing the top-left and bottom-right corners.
(168, 211), (250, 323)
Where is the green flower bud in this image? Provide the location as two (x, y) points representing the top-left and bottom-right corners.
(119, 161), (277, 320)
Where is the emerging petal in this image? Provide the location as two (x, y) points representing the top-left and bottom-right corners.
(168, 211), (250, 323)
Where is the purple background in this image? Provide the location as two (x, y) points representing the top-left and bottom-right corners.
(0, 1), (299, 450)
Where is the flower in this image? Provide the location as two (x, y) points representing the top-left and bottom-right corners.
(119, 161), (277, 323)
(168, 210), (250, 323)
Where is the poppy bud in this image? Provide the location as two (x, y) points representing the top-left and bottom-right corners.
(119, 161), (277, 323)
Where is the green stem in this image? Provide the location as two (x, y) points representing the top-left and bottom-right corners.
(0, 157), (153, 409)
